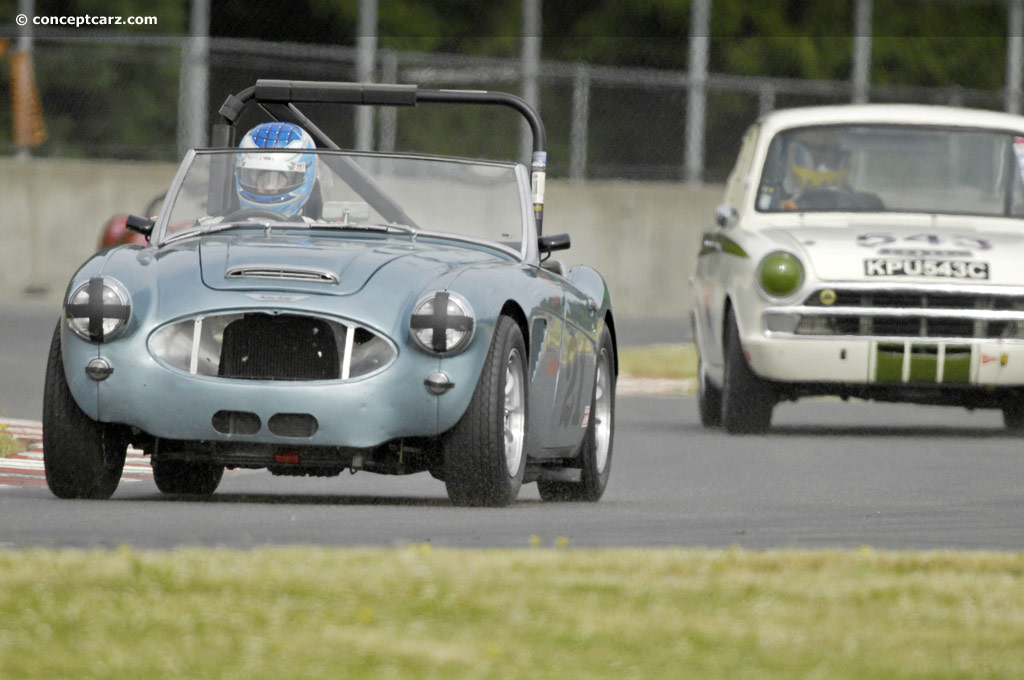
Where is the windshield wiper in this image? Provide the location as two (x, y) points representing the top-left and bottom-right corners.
(312, 221), (418, 236)
(161, 220), (295, 245)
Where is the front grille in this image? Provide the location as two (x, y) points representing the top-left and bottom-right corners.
(149, 311), (397, 381)
(765, 284), (1024, 340)
(220, 314), (340, 380)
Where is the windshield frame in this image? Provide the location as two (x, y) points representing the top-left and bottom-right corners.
(153, 148), (534, 261)
(754, 122), (1024, 219)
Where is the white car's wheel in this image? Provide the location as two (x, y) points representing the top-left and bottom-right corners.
(721, 310), (775, 434)
(1002, 401), (1024, 433)
(697, 357), (722, 427)
(443, 315), (527, 507)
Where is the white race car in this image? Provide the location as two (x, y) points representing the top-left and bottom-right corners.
(692, 104), (1024, 433)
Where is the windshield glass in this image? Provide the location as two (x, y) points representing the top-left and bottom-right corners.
(159, 149), (527, 250)
(756, 124), (1024, 217)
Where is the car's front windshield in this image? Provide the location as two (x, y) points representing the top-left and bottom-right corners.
(158, 149), (527, 251)
(756, 124), (1024, 217)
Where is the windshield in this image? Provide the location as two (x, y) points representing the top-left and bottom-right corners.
(756, 124), (1024, 217)
(158, 149), (527, 251)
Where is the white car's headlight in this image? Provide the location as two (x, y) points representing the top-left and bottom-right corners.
(65, 277), (130, 343)
(410, 292), (474, 354)
(757, 251), (804, 299)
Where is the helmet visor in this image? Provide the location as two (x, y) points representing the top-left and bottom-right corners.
(238, 168), (306, 195)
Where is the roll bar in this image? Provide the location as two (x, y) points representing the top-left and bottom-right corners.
(213, 79), (548, 234)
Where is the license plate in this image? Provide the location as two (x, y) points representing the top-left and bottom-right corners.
(864, 258), (989, 279)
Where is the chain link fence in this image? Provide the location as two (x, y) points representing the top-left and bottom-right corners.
(0, 35), (1008, 183)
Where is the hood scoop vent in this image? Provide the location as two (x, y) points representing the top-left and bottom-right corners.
(225, 267), (339, 284)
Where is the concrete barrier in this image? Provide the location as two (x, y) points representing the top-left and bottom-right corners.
(0, 158), (723, 318)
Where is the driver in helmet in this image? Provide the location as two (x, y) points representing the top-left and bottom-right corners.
(234, 121), (318, 218)
(781, 135), (853, 211)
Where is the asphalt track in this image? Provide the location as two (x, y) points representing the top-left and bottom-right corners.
(1, 298), (1022, 550)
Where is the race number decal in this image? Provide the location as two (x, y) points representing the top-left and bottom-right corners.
(864, 259), (989, 279)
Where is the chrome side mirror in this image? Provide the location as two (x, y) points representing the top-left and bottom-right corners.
(714, 204), (737, 228)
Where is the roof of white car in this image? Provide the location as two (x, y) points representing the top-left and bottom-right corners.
(758, 104), (1024, 136)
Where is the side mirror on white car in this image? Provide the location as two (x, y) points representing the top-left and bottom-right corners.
(714, 203), (737, 228)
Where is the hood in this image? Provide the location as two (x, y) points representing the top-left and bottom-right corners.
(760, 215), (1024, 286)
(197, 233), (502, 296)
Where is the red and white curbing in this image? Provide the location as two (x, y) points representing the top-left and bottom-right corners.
(0, 418), (153, 489)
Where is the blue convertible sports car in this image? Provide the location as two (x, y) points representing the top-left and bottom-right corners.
(43, 80), (617, 506)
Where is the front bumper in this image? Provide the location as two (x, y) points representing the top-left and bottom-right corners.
(744, 281), (1024, 388)
(745, 334), (1024, 387)
(62, 319), (485, 449)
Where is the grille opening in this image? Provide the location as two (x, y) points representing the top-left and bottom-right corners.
(789, 288), (1024, 340)
(219, 313), (340, 380)
(151, 312), (398, 380)
(268, 413), (319, 438)
(871, 317), (920, 337)
(212, 410), (261, 435)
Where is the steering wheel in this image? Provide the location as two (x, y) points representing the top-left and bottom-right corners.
(222, 207), (291, 222)
(791, 186), (862, 211)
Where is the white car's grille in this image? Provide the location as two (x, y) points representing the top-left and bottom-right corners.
(764, 284), (1024, 341)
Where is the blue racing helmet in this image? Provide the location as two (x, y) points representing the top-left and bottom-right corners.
(235, 122), (316, 217)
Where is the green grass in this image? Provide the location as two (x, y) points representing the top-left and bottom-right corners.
(619, 343), (697, 380)
(0, 547), (1022, 679)
(0, 426), (26, 458)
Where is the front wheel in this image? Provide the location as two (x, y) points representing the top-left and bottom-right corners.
(697, 357), (723, 428)
(152, 458), (224, 496)
(43, 323), (127, 499)
(721, 310), (775, 434)
(538, 327), (615, 502)
(443, 316), (527, 507)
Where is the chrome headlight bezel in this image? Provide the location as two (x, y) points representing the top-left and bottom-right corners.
(410, 291), (475, 355)
(65, 277), (131, 343)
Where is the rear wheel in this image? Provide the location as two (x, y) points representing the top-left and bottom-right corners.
(43, 323), (127, 499)
(538, 327), (615, 502)
(152, 458), (224, 496)
(721, 310), (775, 434)
(443, 316), (527, 507)
(1002, 400), (1024, 432)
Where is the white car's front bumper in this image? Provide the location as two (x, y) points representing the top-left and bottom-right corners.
(746, 281), (1024, 387)
(745, 334), (1024, 387)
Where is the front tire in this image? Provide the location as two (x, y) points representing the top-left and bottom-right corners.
(43, 323), (127, 499)
(152, 458), (224, 496)
(443, 316), (527, 507)
(721, 310), (775, 434)
(697, 357), (723, 427)
(538, 327), (615, 502)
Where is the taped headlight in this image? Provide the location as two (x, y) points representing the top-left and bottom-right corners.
(758, 251), (804, 299)
(65, 277), (130, 343)
(410, 292), (474, 354)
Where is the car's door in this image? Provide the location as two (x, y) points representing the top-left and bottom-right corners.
(543, 269), (599, 450)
